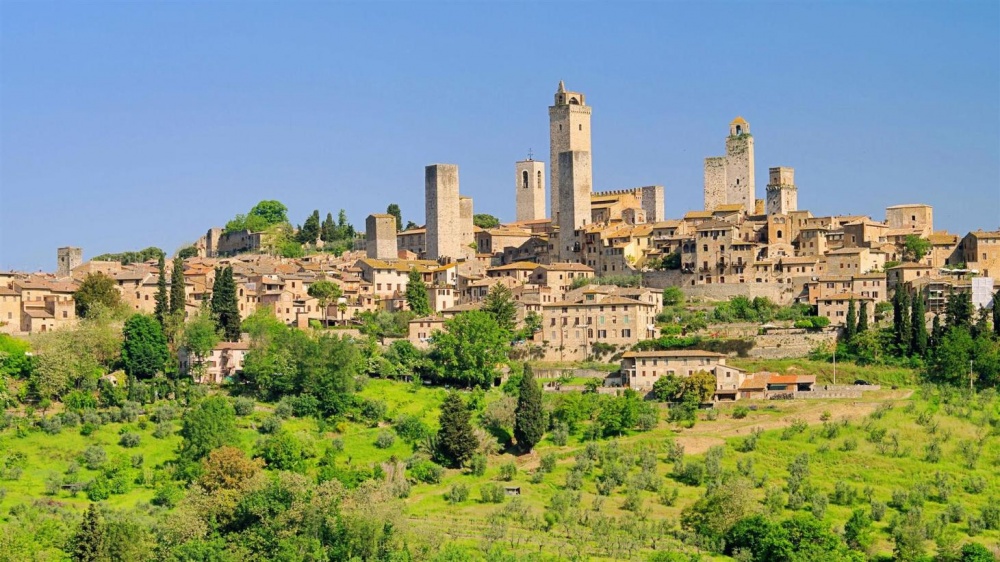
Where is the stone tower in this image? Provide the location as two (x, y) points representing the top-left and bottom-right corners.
(57, 247), (82, 277)
(557, 151), (592, 262)
(365, 214), (397, 260)
(549, 81), (592, 223)
(515, 159), (546, 222)
(459, 196), (474, 256)
(425, 164), (461, 261)
(703, 157), (727, 211)
(725, 117), (755, 213)
(765, 167), (798, 215)
(639, 185), (665, 223)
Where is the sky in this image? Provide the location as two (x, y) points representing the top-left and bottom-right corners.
(1, 1), (998, 272)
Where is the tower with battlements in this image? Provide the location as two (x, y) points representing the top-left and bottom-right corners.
(515, 159), (546, 222)
(549, 81), (592, 223)
(765, 167), (797, 215)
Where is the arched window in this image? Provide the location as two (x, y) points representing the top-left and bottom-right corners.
(777, 230), (783, 239)
(537, 171), (542, 189)
(735, 125), (743, 135)
(522, 170), (529, 189)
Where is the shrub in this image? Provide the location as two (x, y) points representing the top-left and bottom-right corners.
(470, 454), (487, 476)
(61, 412), (81, 427)
(480, 482), (506, 504)
(39, 416), (63, 435)
(119, 432), (141, 448)
(550, 422), (569, 446)
(374, 430), (396, 449)
(151, 482), (183, 508)
(393, 414), (429, 442)
(659, 486), (679, 506)
(981, 501), (1000, 530)
(150, 404), (177, 423)
(258, 415), (282, 434)
(840, 437), (858, 452)
(130, 454), (144, 469)
(447, 482), (469, 504)
(408, 459), (443, 484)
(963, 476), (987, 494)
(152, 421), (173, 439)
(79, 423), (97, 436)
(498, 462), (517, 482)
(529, 471), (544, 484)
(274, 399), (294, 419)
(732, 406), (749, 419)
(86, 475), (110, 501)
(330, 437), (345, 454)
(358, 398), (387, 424)
(289, 395), (320, 417)
(540, 453), (557, 473)
(622, 487), (643, 512)
(81, 446), (107, 470)
(565, 469), (583, 490)
(233, 397), (255, 416)
(781, 418), (808, 440)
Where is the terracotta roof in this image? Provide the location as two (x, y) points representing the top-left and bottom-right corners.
(489, 262), (539, 271)
(539, 262), (594, 272)
(768, 374), (816, 384)
(713, 204), (745, 213)
(622, 350), (726, 359)
(696, 220), (737, 232)
(216, 341), (250, 351)
(23, 307), (53, 318)
(730, 116), (748, 125)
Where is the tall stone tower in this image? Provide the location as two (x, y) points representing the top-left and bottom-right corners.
(57, 247), (82, 277)
(365, 214), (397, 260)
(639, 186), (665, 223)
(765, 167), (798, 215)
(703, 157), (727, 211)
(549, 81), (592, 223)
(557, 151), (592, 262)
(459, 196), (474, 256)
(515, 159), (546, 222)
(425, 164), (461, 261)
(725, 117), (755, 213)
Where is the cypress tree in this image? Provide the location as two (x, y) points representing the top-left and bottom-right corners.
(170, 256), (186, 317)
(911, 293), (928, 357)
(857, 300), (869, 334)
(514, 364), (545, 453)
(298, 210), (321, 244)
(892, 290), (904, 349)
(930, 314), (943, 351)
(898, 290), (912, 356)
(210, 267), (241, 341)
(436, 392), (478, 468)
(993, 290), (1000, 338)
(405, 269), (431, 316)
(73, 503), (105, 562)
(154, 255), (168, 327)
(386, 203), (403, 231)
(845, 298), (857, 342)
(321, 212), (336, 242)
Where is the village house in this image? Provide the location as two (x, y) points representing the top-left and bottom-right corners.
(619, 350), (746, 400)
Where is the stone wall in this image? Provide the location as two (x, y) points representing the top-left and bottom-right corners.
(642, 270), (798, 304)
(748, 330), (837, 359)
(703, 157), (726, 211)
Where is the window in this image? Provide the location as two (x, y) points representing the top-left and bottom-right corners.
(622, 329), (631, 338)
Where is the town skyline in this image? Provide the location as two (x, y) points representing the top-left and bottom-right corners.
(2, 1), (998, 271)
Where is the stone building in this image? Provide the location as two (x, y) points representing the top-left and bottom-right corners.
(704, 117), (755, 213)
(886, 204), (934, 238)
(515, 159), (546, 222)
(425, 164), (461, 260)
(765, 167), (797, 216)
(365, 214), (397, 260)
(557, 150), (593, 262)
(620, 350), (746, 397)
(57, 247), (82, 278)
(549, 81), (592, 223)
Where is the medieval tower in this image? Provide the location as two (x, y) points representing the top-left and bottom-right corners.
(365, 214), (397, 260)
(549, 81), (592, 223)
(57, 246), (82, 277)
(704, 117), (755, 213)
(515, 158), (546, 222)
(425, 164), (461, 260)
(725, 117), (755, 213)
(765, 167), (798, 215)
(557, 150), (592, 262)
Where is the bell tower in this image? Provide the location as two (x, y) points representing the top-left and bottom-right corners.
(548, 81), (592, 223)
(725, 117), (755, 213)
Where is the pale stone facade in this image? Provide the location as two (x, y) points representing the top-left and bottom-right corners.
(886, 204), (934, 238)
(549, 81), (592, 223)
(365, 214), (397, 260)
(425, 164), (461, 260)
(557, 150), (592, 262)
(725, 118), (755, 213)
(515, 159), (546, 222)
(703, 157), (727, 211)
(765, 167), (797, 216)
(620, 350), (746, 397)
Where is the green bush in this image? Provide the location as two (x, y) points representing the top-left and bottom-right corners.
(408, 459), (444, 484)
(119, 432), (141, 448)
(498, 462), (517, 482)
(374, 430), (396, 449)
(447, 482), (469, 504)
(480, 482), (506, 504)
(540, 453), (557, 473)
(81, 446), (107, 470)
(470, 454), (487, 476)
(732, 406), (749, 419)
(233, 397), (255, 416)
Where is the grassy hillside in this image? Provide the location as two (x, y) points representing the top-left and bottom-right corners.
(1, 379), (998, 560)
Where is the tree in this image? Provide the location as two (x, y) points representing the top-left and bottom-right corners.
(843, 508), (874, 552)
(903, 235), (931, 263)
(179, 396), (237, 466)
(154, 255), (168, 327)
(929, 328), (974, 386)
(121, 314), (169, 378)
(249, 200), (288, 226)
(680, 370), (716, 403)
(662, 286), (684, 306)
(210, 266), (241, 341)
(308, 280), (342, 327)
(945, 289), (973, 332)
(856, 299), (869, 334)
(177, 246), (198, 259)
(894, 290), (912, 356)
(681, 476), (758, 543)
(437, 392), (478, 468)
(473, 214), (501, 229)
(169, 256), (186, 317)
(297, 210), (321, 245)
(74, 272), (123, 318)
(652, 374), (683, 402)
(430, 311), (509, 388)
(911, 292), (928, 357)
(514, 364), (545, 452)
(993, 290), (1000, 338)
(845, 299), (857, 342)
(321, 212), (336, 242)
(405, 269), (431, 317)
(72, 503), (105, 562)
(482, 282), (517, 334)
(386, 204), (403, 231)
(182, 306), (220, 376)
(198, 446), (264, 492)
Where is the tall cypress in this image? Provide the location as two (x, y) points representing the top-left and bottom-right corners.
(514, 364), (545, 453)
(154, 255), (168, 327)
(73, 503), (105, 562)
(892, 291), (904, 348)
(899, 290), (912, 356)
(210, 267), (241, 341)
(857, 300), (869, 334)
(993, 290), (1000, 338)
(170, 256), (186, 317)
(845, 298), (857, 342)
(405, 269), (431, 316)
(930, 314), (943, 351)
(911, 293), (927, 357)
(436, 392), (478, 468)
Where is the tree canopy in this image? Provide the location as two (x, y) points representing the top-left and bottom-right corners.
(121, 314), (169, 379)
(436, 392), (478, 468)
(405, 269), (431, 317)
(210, 266), (241, 342)
(74, 272), (124, 318)
(473, 213), (501, 229)
(430, 311), (509, 388)
(514, 364), (545, 452)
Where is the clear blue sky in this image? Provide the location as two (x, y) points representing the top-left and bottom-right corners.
(1, 1), (998, 272)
